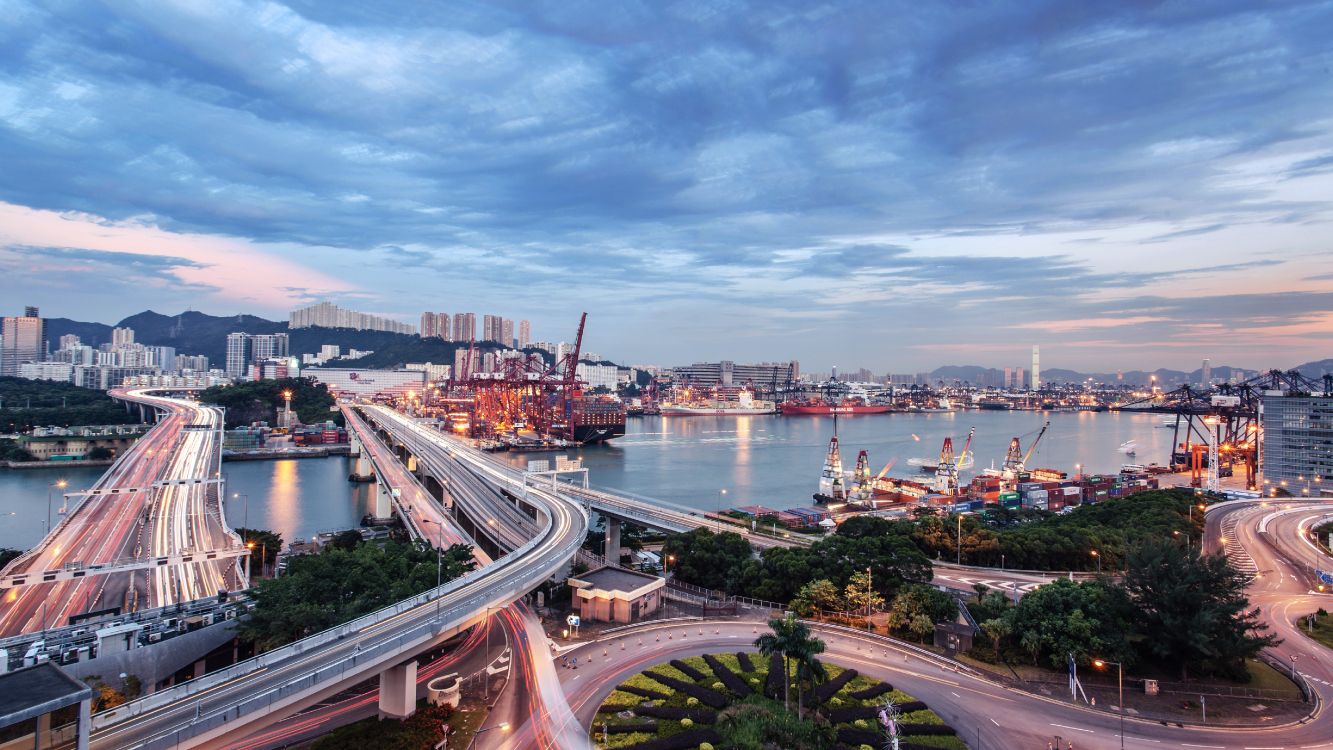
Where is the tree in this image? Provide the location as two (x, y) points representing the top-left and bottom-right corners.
(661, 528), (754, 593)
(754, 614), (823, 713)
(792, 637), (827, 717)
(789, 579), (843, 617)
(86, 446), (113, 460)
(235, 527), (284, 574)
(1123, 540), (1278, 680)
(1006, 578), (1133, 669)
(239, 541), (474, 650)
(886, 584), (958, 639)
(981, 617), (1012, 655)
(843, 570), (884, 617)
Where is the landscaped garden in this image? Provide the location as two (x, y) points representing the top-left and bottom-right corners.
(588, 617), (964, 749)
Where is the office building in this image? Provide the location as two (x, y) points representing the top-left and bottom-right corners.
(225, 333), (252, 378)
(518, 320), (531, 348)
(1261, 391), (1333, 493)
(1031, 345), (1041, 391)
(1201, 358), (1212, 387)
(670, 360), (800, 390)
(289, 301), (414, 334)
(1, 307), (45, 376)
(453, 313), (475, 342)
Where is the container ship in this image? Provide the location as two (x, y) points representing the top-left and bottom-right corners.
(660, 389), (777, 416)
(560, 395), (626, 443)
(780, 397), (892, 415)
(974, 395), (1013, 410)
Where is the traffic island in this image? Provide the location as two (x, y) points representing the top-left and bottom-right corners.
(590, 652), (964, 750)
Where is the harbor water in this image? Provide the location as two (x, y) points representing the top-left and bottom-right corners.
(1, 410), (1175, 550)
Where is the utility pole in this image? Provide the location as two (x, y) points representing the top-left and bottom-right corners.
(956, 514), (962, 565)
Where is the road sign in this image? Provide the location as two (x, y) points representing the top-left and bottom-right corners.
(1316, 569), (1333, 586)
(566, 614), (581, 627)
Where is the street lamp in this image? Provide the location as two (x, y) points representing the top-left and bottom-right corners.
(233, 492), (249, 530)
(468, 721), (510, 749)
(717, 489), (727, 532)
(46, 479), (68, 535)
(956, 514), (963, 565)
(1093, 658), (1125, 749)
(1090, 549), (1101, 574)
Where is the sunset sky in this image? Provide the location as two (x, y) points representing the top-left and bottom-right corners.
(2, 1), (1331, 372)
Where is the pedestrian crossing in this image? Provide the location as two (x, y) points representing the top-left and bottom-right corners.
(1221, 516), (1259, 575)
(935, 574), (1044, 594)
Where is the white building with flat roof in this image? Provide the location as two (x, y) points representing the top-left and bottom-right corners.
(304, 367), (426, 398)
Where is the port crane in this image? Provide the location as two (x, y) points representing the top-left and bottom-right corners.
(934, 427), (975, 495)
(1000, 421), (1050, 489)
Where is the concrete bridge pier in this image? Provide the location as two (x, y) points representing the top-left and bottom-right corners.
(378, 660), (418, 719)
(605, 516), (621, 565)
(375, 481), (393, 520)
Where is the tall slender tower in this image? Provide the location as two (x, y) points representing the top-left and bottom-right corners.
(1031, 345), (1041, 391)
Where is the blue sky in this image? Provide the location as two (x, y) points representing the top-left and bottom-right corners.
(1, 0), (1331, 372)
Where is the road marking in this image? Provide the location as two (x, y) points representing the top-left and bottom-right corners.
(1244, 747), (1287, 750)
(1049, 723), (1093, 733)
(951, 691), (961, 697)
(1181, 745), (1224, 749)
(988, 717), (999, 726)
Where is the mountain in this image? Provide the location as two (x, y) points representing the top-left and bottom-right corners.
(1294, 358), (1333, 379)
(43, 317), (114, 348)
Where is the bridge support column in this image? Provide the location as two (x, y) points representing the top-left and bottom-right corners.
(378, 660), (418, 719)
(375, 481), (392, 519)
(406, 454), (417, 473)
(605, 516), (621, 566)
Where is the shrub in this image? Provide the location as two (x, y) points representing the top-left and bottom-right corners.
(687, 697), (699, 707)
(680, 718), (693, 728)
(644, 671), (729, 710)
(634, 705), (716, 724)
(898, 724), (957, 736)
(615, 728), (720, 750)
(700, 744), (714, 750)
(671, 659), (708, 681)
(711, 682), (723, 690)
(853, 719), (868, 729)
(702, 654), (752, 698)
(849, 681), (893, 700)
(813, 668), (859, 704)
(736, 652), (754, 672)
(749, 678), (759, 686)
(605, 722), (658, 734)
(620, 684), (671, 701)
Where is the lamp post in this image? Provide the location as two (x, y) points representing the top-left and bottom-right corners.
(467, 721), (510, 749)
(233, 492), (249, 531)
(717, 489), (727, 532)
(956, 514), (963, 565)
(1091, 549), (1101, 574)
(1093, 658), (1124, 750)
(46, 479), (68, 535)
(865, 566), (873, 620)
(245, 541), (256, 581)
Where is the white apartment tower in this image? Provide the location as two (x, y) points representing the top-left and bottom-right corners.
(1031, 345), (1041, 391)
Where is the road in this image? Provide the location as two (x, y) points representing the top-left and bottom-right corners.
(0, 389), (240, 637)
(78, 410), (589, 750)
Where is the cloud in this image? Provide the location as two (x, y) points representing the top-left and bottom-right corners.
(0, 1), (1331, 370)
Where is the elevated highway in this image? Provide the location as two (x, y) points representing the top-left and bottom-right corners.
(76, 408), (589, 750)
(0, 389), (241, 637)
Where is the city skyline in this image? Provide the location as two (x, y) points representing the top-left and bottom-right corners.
(1, 2), (1331, 371)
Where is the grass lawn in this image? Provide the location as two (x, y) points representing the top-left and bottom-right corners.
(1297, 611), (1333, 651)
(592, 652), (965, 750)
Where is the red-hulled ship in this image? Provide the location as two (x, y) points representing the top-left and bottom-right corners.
(780, 397), (893, 415)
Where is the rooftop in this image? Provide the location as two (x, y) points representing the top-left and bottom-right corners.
(0, 663), (93, 727)
(573, 565), (661, 593)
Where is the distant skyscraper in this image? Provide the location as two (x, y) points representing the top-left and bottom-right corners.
(1031, 345), (1041, 391)
(420, 312), (437, 339)
(112, 327), (135, 347)
(502, 318), (514, 348)
(518, 320), (531, 348)
(58, 334), (81, 351)
(482, 314), (501, 343)
(1201, 358), (1212, 387)
(438, 312), (451, 341)
(289, 301), (414, 334)
(225, 333), (252, 379)
(453, 313), (475, 342)
(1, 307), (45, 376)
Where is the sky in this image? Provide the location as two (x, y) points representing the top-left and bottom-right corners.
(2, 1), (1332, 373)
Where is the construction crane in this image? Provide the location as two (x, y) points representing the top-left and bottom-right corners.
(934, 427), (975, 495)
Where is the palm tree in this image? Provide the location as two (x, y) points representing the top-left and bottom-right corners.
(793, 638), (827, 717)
(754, 614), (825, 713)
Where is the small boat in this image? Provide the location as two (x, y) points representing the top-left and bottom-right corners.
(1118, 440), (1137, 456)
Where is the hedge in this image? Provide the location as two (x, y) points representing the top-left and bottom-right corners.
(642, 671), (729, 710)
(633, 705), (717, 724)
(619, 684), (671, 701)
(619, 728), (722, 750)
(836, 727), (880, 746)
(825, 705), (878, 724)
(600, 722), (659, 734)
(736, 652), (754, 672)
(848, 681), (893, 700)
(813, 668), (859, 704)
(670, 659), (708, 682)
(898, 724), (957, 736)
(702, 654), (751, 697)
(764, 653), (785, 700)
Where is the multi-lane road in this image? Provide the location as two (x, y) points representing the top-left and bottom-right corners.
(0, 389), (241, 637)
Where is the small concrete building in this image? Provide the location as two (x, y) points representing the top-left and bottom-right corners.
(0, 663), (93, 750)
(568, 566), (665, 624)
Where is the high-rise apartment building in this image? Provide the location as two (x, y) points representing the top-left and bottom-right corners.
(1261, 391), (1333, 492)
(481, 315), (500, 343)
(112, 327), (135, 347)
(420, 312), (452, 340)
(453, 313), (475, 342)
(251, 333), (289, 361)
(1031, 345), (1041, 391)
(289, 301), (414, 334)
(518, 320), (531, 348)
(225, 333), (252, 378)
(58, 334), (81, 351)
(502, 319), (514, 348)
(1, 307), (45, 376)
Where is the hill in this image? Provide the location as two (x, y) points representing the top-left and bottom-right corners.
(1294, 358), (1333, 379)
(0, 376), (143, 431)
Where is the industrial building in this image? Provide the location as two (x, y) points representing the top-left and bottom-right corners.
(1262, 391), (1333, 495)
(304, 367), (427, 398)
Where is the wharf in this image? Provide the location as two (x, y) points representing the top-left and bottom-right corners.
(222, 445), (351, 461)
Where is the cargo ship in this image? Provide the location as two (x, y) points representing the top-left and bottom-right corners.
(974, 395), (1013, 410)
(560, 395), (626, 443)
(660, 389), (776, 416)
(780, 397), (892, 415)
